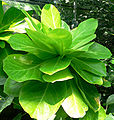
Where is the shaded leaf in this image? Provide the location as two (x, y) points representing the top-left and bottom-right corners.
(75, 75), (100, 112)
(4, 78), (23, 97)
(0, 96), (14, 112)
(0, 1), (3, 24)
(80, 106), (106, 120)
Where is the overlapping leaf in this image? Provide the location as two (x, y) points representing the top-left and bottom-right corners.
(41, 4), (61, 29)
(43, 68), (73, 82)
(3, 54), (43, 82)
(71, 18), (98, 50)
(19, 81), (67, 120)
(62, 80), (88, 118)
(40, 56), (71, 75)
(71, 57), (106, 85)
(75, 75), (100, 112)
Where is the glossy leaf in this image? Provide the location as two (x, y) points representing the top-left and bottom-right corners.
(40, 57), (71, 75)
(19, 81), (67, 120)
(3, 54), (43, 82)
(71, 18), (98, 49)
(75, 76), (100, 112)
(47, 28), (72, 55)
(88, 42), (112, 59)
(4, 78), (23, 97)
(71, 57), (106, 85)
(43, 68), (73, 82)
(80, 106), (106, 120)
(26, 29), (57, 59)
(106, 94), (114, 106)
(0, 76), (6, 85)
(62, 80), (88, 118)
(0, 96), (14, 112)
(41, 4), (61, 29)
(8, 34), (40, 56)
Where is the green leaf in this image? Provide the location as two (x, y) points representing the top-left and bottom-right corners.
(22, 10), (41, 31)
(40, 57), (71, 75)
(43, 68), (73, 82)
(88, 42), (112, 59)
(3, 54), (43, 82)
(102, 78), (111, 88)
(0, 96), (14, 112)
(106, 94), (114, 106)
(19, 81), (67, 120)
(47, 28), (72, 55)
(80, 106), (106, 120)
(61, 20), (70, 31)
(8, 33), (40, 56)
(62, 80), (88, 118)
(0, 1), (3, 24)
(26, 28), (57, 59)
(0, 47), (9, 76)
(75, 76), (100, 112)
(25, 17), (41, 31)
(0, 31), (13, 41)
(2, 7), (25, 27)
(71, 57), (106, 85)
(71, 18), (98, 49)
(0, 41), (5, 48)
(41, 4), (61, 29)
(0, 76), (6, 85)
(4, 78), (23, 97)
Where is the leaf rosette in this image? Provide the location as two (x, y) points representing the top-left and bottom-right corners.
(3, 4), (112, 120)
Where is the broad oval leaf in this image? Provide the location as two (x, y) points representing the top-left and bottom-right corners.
(71, 18), (98, 49)
(40, 56), (71, 75)
(3, 54), (43, 82)
(4, 78), (23, 97)
(43, 68), (73, 82)
(75, 75), (100, 112)
(71, 57), (106, 85)
(47, 28), (72, 55)
(88, 42), (112, 59)
(19, 81), (67, 120)
(8, 33), (40, 56)
(41, 4), (61, 29)
(62, 80), (88, 118)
